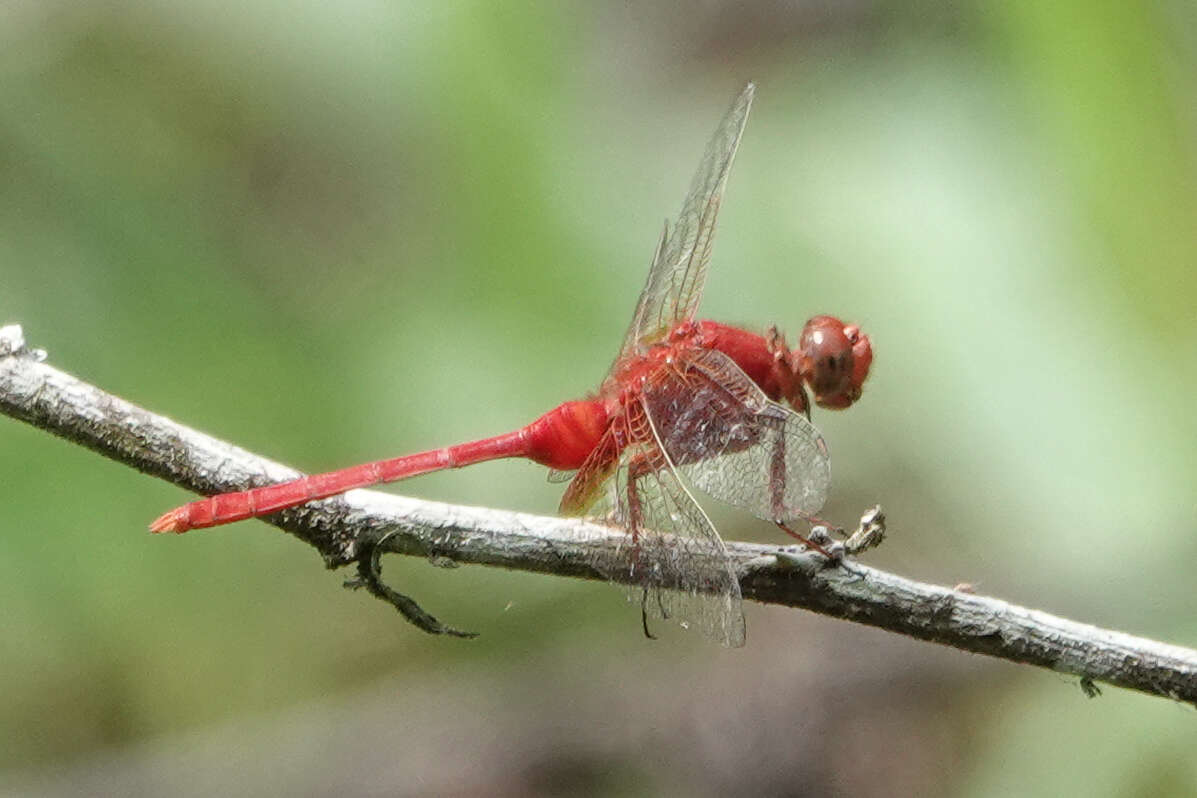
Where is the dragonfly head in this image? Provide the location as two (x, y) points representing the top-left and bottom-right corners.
(797, 315), (873, 410)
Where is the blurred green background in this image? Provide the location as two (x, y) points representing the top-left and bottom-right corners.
(2, 1), (1196, 795)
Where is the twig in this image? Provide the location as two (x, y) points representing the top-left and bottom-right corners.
(3, 324), (1196, 705)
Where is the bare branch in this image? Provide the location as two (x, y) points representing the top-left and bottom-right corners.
(3, 324), (1196, 705)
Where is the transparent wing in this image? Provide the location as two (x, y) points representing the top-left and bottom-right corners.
(561, 396), (746, 647)
(645, 348), (831, 521)
(615, 83), (755, 364)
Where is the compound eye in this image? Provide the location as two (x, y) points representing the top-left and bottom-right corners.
(800, 316), (868, 410)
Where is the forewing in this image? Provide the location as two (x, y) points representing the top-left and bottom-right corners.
(615, 83), (755, 363)
(646, 348), (832, 521)
(563, 396), (746, 647)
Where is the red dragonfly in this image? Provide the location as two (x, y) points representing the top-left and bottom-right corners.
(151, 84), (872, 645)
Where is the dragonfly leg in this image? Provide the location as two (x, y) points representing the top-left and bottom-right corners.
(624, 452), (660, 580)
(624, 488), (661, 640)
(774, 520), (838, 561)
(765, 423), (839, 560)
(640, 589), (658, 640)
(626, 455), (673, 637)
(345, 532), (478, 639)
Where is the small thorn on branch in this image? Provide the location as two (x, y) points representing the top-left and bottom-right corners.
(845, 505), (886, 555)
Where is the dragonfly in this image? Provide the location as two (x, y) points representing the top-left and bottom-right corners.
(150, 83), (873, 646)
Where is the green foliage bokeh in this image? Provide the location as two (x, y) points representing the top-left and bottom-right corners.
(2, 2), (1195, 795)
